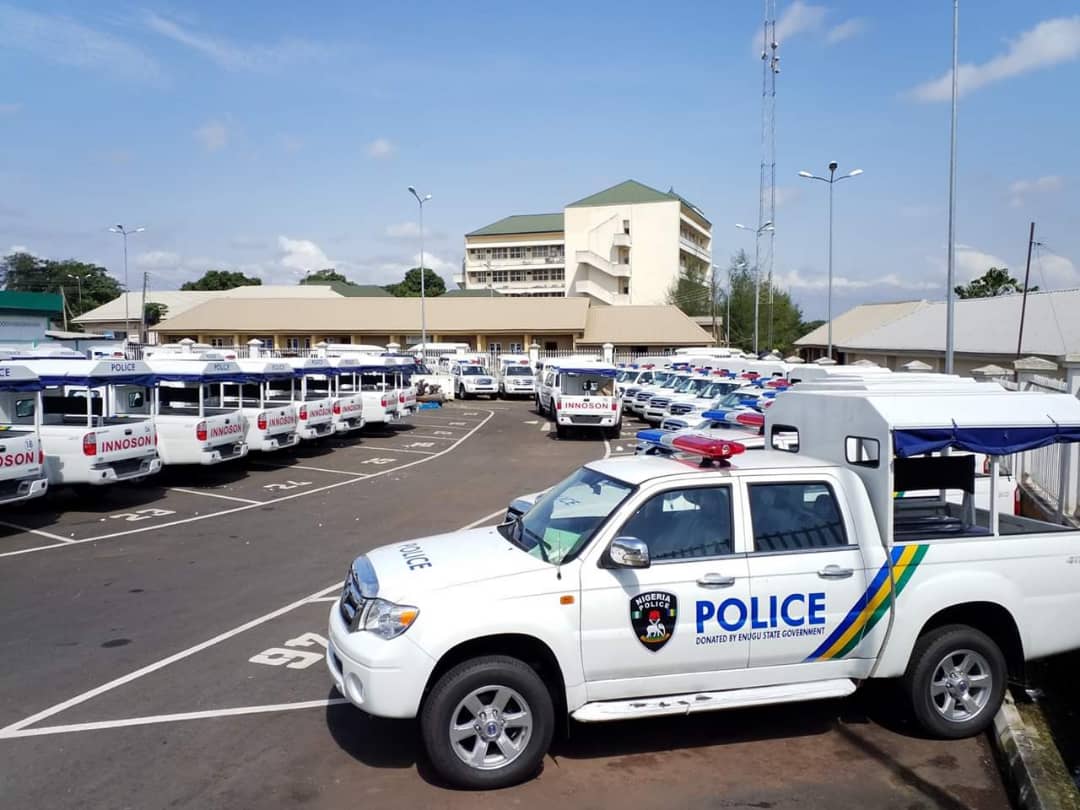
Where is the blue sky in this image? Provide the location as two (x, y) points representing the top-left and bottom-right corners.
(1, 1), (1077, 318)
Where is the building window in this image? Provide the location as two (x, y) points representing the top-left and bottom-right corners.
(493, 247), (508, 260)
(509, 246), (523, 259)
(488, 342), (502, 353)
(493, 270), (509, 283)
(510, 270), (525, 282)
(285, 336), (311, 351)
(545, 341), (558, 351)
(209, 337), (226, 348)
(623, 219), (630, 235)
(552, 269), (565, 281)
(620, 279), (630, 295)
(509, 342), (523, 353)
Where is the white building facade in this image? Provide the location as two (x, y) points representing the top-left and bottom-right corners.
(458, 180), (711, 306)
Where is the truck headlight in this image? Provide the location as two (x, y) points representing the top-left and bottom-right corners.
(363, 598), (419, 639)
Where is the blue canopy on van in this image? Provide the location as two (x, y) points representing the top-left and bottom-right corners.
(152, 370), (261, 385)
(560, 368), (617, 378)
(893, 425), (1080, 457)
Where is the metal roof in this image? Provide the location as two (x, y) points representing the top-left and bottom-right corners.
(567, 180), (679, 208)
(795, 300), (929, 348)
(581, 305), (712, 345)
(72, 285), (345, 324)
(840, 290), (1080, 358)
(466, 213), (565, 237)
(0, 291), (63, 315)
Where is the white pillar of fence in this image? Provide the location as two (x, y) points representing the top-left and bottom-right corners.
(970, 364), (1010, 384)
(247, 338), (263, 359)
(602, 342), (614, 365)
(528, 342), (540, 369)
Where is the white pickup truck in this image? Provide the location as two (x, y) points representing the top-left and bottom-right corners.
(225, 359), (302, 453)
(325, 358), (367, 434)
(0, 363), (48, 504)
(537, 360), (622, 439)
(452, 363), (498, 400)
(142, 356), (249, 465)
(18, 359), (162, 486)
(273, 358), (335, 441)
(327, 382), (1080, 789)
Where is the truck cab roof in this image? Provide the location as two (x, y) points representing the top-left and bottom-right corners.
(585, 446), (833, 486)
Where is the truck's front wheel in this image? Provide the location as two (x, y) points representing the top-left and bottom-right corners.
(421, 655), (554, 789)
(903, 624), (1006, 739)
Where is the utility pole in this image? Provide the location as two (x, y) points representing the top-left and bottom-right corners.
(140, 271), (149, 344)
(59, 285), (69, 331)
(710, 264), (719, 346)
(944, 0), (959, 374)
(1017, 221), (1037, 358)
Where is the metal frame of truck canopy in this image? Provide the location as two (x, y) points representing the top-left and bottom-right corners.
(230, 359), (298, 407)
(145, 357), (259, 418)
(16, 359), (157, 425)
(0, 364), (47, 503)
(765, 387), (1080, 544)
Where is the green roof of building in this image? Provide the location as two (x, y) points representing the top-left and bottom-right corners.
(325, 281), (393, 298)
(566, 179), (711, 225)
(466, 213), (564, 237)
(0, 291), (64, 314)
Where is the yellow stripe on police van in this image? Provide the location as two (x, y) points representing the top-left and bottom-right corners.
(816, 543), (920, 661)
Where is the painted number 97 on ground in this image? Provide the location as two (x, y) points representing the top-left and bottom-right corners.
(249, 632), (328, 670)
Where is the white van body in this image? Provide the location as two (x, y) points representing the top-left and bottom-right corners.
(386, 357), (418, 418)
(278, 357), (336, 441)
(17, 359), (162, 486)
(143, 357), (250, 465)
(497, 355), (535, 398)
(325, 358), (367, 433)
(329, 355), (398, 427)
(451, 363), (498, 399)
(538, 359), (622, 438)
(0, 363), (48, 504)
(225, 360), (302, 452)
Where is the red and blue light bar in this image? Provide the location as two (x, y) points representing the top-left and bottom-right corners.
(636, 428), (746, 464)
(702, 408), (765, 429)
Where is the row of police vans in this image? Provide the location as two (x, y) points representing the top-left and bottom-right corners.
(0, 341), (421, 507)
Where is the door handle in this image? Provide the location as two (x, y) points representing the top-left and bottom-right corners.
(818, 565), (854, 579)
(697, 573), (736, 588)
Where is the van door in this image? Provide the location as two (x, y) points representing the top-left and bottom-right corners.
(579, 483), (751, 701)
(740, 476), (874, 678)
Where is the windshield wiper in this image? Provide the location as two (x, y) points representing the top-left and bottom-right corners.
(519, 521), (551, 563)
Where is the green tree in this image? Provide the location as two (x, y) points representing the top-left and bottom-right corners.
(384, 267), (446, 297)
(143, 302), (168, 327)
(665, 262), (711, 316)
(300, 268), (350, 285)
(180, 269), (262, 291)
(1, 252), (122, 319)
(720, 250), (806, 354)
(954, 266), (1036, 299)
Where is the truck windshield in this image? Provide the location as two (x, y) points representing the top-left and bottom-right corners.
(505, 366), (532, 376)
(500, 467), (634, 566)
(461, 366), (488, 376)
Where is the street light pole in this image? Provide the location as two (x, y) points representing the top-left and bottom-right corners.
(799, 163), (863, 360)
(945, 0), (959, 374)
(67, 274), (83, 308)
(407, 186), (432, 353)
(108, 224), (145, 340)
(735, 221), (774, 355)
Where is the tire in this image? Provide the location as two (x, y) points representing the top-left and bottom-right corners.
(420, 655), (554, 790)
(903, 624), (1006, 739)
(605, 422), (622, 440)
(555, 423), (567, 439)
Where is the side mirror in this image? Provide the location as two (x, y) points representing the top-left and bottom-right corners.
(608, 536), (650, 569)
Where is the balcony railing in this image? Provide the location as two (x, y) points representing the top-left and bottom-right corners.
(575, 249), (632, 278)
(464, 255), (565, 268)
(612, 232), (631, 247)
(679, 236), (711, 261)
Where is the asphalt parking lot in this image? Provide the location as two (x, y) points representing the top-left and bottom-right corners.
(0, 400), (1009, 809)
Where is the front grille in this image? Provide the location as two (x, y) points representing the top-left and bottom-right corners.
(669, 403), (693, 415)
(569, 415), (603, 424)
(650, 398), (671, 409)
(635, 392), (652, 402)
(662, 419), (687, 431)
(339, 569), (368, 630)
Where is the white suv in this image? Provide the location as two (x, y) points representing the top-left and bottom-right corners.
(452, 364), (498, 399)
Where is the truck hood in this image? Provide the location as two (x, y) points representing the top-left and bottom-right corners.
(364, 527), (548, 603)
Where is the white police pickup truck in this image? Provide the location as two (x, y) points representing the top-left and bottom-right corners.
(0, 363), (48, 504)
(536, 359), (622, 439)
(328, 381), (1080, 789)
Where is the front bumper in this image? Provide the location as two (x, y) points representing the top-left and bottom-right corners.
(463, 386), (497, 395)
(326, 601), (435, 719)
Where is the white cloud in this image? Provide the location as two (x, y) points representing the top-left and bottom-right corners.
(385, 222), (420, 239)
(773, 1), (827, 45)
(776, 268), (939, 291)
(826, 18), (866, 45)
(955, 245), (1010, 282)
(367, 138), (396, 159)
(194, 121), (228, 152)
(910, 15), (1080, 102)
(0, 5), (161, 83)
(414, 252), (455, 273)
(0, 102), (20, 115)
(9, 244), (30, 254)
(1032, 252), (1080, 288)
(143, 12), (327, 73)
(135, 250), (181, 270)
(1009, 175), (1064, 207)
(277, 235), (332, 273)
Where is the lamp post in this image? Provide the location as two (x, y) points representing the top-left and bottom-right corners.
(108, 224), (145, 340)
(407, 186), (432, 353)
(798, 163), (863, 360)
(735, 221), (774, 355)
(66, 273), (83, 309)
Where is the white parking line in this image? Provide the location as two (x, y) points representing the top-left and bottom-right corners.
(246, 463), (364, 477)
(168, 489), (263, 505)
(408, 421), (471, 430)
(342, 445), (434, 456)
(0, 506), (519, 740)
(0, 522), (76, 544)
(0, 410), (494, 559)
(395, 434), (456, 442)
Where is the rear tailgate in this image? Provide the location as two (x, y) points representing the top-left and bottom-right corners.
(559, 396), (619, 417)
(334, 394), (365, 422)
(202, 412), (246, 448)
(262, 405), (298, 436)
(89, 420), (156, 462)
(300, 397), (334, 426)
(0, 430), (42, 479)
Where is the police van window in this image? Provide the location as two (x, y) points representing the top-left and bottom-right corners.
(770, 424), (799, 452)
(749, 482), (848, 552)
(845, 436), (880, 468)
(618, 486), (734, 561)
(15, 398), (34, 419)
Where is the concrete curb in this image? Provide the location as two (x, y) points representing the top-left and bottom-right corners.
(991, 693), (1080, 810)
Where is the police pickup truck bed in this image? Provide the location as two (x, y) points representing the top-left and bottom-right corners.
(326, 381), (1080, 790)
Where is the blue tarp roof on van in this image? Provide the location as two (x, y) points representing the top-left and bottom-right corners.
(894, 425), (1080, 457)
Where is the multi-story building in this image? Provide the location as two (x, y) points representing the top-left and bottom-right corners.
(458, 179), (711, 305)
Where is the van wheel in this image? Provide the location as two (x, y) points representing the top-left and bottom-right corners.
(605, 422), (622, 440)
(421, 655), (553, 790)
(903, 624), (1005, 739)
(555, 423), (568, 439)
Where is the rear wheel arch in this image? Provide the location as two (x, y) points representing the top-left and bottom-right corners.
(912, 601), (1025, 680)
